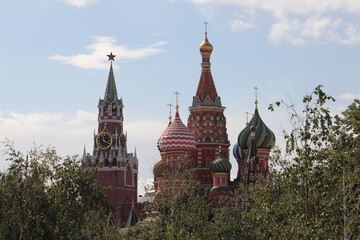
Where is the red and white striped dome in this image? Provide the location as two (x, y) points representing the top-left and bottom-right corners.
(158, 111), (196, 152)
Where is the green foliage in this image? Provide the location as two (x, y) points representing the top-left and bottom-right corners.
(0, 141), (117, 240)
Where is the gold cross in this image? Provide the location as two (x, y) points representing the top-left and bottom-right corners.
(245, 111), (250, 125)
(254, 86), (259, 106)
(204, 21), (208, 33)
(174, 91), (180, 109)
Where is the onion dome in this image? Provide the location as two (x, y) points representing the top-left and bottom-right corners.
(233, 143), (246, 160)
(199, 32), (213, 53)
(238, 108), (276, 149)
(153, 160), (166, 178)
(209, 152), (232, 173)
(158, 111), (196, 152)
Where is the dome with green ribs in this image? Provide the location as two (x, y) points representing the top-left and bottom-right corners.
(237, 108), (276, 149)
(209, 152), (232, 173)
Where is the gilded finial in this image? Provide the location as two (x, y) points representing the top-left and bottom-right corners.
(254, 86), (259, 108)
(174, 91), (180, 111)
(218, 145), (222, 153)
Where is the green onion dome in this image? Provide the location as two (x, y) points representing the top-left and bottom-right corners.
(237, 108), (276, 149)
(209, 152), (232, 173)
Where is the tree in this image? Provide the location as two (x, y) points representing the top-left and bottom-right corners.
(264, 86), (360, 239)
(0, 141), (118, 240)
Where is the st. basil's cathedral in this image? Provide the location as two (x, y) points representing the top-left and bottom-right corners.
(83, 30), (276, 227)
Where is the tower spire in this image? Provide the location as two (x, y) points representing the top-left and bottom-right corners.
(104, 53), (118, 103)
(193, 24), (220, 107)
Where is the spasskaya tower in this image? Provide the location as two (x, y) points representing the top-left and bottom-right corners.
(83, 53), (138, 227)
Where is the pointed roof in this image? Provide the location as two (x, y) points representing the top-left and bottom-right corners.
(195, 70), (218, 101)
(104, 62), (118, 103)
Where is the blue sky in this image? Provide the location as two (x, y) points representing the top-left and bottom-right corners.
(1, 0), (360, 192)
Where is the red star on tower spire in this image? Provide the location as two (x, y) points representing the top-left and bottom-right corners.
(107, 52), (116, 61)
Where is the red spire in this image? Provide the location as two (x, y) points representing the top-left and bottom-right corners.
(195, 70), (218, 101)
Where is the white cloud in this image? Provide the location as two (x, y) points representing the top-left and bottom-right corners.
(175, 0), (360, 45)
(230, 19), (256, 32)
(338, 93), (360, 100)
(49, 36), (168, 70)
(268, 15), (360, 45)
(59, 0), (99, 8)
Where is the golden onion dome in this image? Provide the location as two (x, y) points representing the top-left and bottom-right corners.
(199, 32), (213, 53)
(153, 160), (166, 178)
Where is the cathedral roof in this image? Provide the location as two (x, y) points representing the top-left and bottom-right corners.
(158, 110), (196, 152)
(237, 107), (276, 150)
(209, 151), (232, 173)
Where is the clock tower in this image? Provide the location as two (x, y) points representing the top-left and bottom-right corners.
(83, 53), (138, 227)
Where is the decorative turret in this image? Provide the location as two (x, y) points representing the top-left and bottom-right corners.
(187, 23), (230, 185)
(237, 87), (275, 150)
(236, 87), (275, 185)
(155, 92), (196, 194)
(209, 147), (232, 201)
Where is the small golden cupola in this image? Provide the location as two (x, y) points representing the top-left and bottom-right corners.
(199, 32), (213, 53)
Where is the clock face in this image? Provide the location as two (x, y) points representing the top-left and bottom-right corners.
(119, 133), (127, 149)
(96, 132), (113, 149)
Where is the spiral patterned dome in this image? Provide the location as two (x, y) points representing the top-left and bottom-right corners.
(199, 33), (213, 53)
(209, 152), (232, 173)
(158, 111), (196, 152)
(153, 160), (166, 178)
(238, 108), (276, 150)
(233, 143), (246, 160)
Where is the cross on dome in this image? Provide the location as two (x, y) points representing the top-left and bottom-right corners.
(174, 91), (180, 110)
(254, 86), (259, 107)
(167, 103), (173, 124)
(245, 111), (250, 125)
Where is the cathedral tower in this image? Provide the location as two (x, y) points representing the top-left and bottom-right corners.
(188, 29), (230, 184)
(235, 92), (275, 184)
(83, 53), (138, 227)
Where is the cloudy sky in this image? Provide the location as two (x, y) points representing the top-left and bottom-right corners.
(1, 0), (360, 193)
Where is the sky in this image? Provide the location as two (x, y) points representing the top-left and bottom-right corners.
(1, 0), (360, 194)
